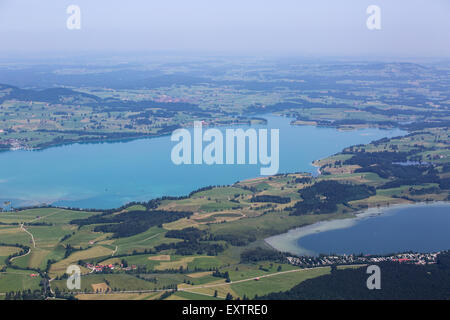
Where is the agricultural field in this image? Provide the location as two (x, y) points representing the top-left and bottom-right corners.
(1, 61), (450, 152)
(0, 268), (42, 292)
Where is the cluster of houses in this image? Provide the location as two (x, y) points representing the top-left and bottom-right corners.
(0, 138), (28, 151)
(154, 95), (188, 104)
(287, 251), (441, 268)
(85, 263), (137, 273)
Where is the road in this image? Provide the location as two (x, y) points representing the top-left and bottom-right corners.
(180, 266), (329, 291)
(62, 265), (331, 297)
(111, 246), (118, 256)
(9, 248), (31, 262)
(20, 223), (36, 248)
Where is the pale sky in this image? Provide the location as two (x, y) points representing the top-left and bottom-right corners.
(0, 0), (449, 58)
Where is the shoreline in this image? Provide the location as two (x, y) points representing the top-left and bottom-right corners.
(264, 201), (450, 256)
(0, 117), (267, 153)
(2, 114), (405, 210)
(2, 112), (428, 254)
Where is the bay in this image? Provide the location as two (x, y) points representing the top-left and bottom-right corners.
(266, 202), (450, 256)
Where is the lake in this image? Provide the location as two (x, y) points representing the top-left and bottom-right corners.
(0, 114), (404, 209)
(265, 202), (450, 256)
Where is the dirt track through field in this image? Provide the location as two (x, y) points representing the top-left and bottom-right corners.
(20, 223), (36, 248)
(57, 266), (332, 297)
(9, 248), (31, 262)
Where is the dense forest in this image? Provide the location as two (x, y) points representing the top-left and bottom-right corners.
(157, 227), (226, 255)
(289, 180), (375, 215)
(240, 247), (286, 263)
(343, 150), (442, 189)
(70, 210), (192, 238)
(165, 227), (207, 242)
(250, 195), (291, 204)
(0, 84), (201, 113)
(154, 240), (225, 256)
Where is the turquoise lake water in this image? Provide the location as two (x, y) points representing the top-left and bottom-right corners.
(0, 115), (404, 209)
(266, 202), (450, 256)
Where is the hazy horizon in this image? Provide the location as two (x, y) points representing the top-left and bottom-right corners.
(0, 0), (449, 59)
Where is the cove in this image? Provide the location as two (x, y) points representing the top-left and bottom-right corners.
(0, 114), (404, 209)
(265, 202), (450, 256)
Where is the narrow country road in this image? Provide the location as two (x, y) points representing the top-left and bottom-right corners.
(111, 246), (118, 256)
(20, 223), (36, 248)
(66, 265), (334, 297)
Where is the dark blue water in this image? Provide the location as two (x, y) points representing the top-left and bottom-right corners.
(297, 203), (450, 255)
(0, 115), (404, 209)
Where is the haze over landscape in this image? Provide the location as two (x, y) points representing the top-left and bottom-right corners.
(0, 1), (449, 302)
(0, 0), (449, 58)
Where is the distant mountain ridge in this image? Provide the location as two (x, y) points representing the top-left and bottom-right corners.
(0, 84), (200, 112)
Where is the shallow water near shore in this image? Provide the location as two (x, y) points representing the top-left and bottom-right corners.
(0, 114), (404, 209)
(265, 202), (450, 256)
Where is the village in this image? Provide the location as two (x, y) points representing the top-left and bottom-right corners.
(0, 138), (29, 151)
(85, 263), (138, 273)
(286, 251), (442, 268)
(72, 251), (442, 277)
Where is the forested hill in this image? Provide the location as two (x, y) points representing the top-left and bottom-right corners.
(0, 84), (201, 112)
(70, 210), (192, 238)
